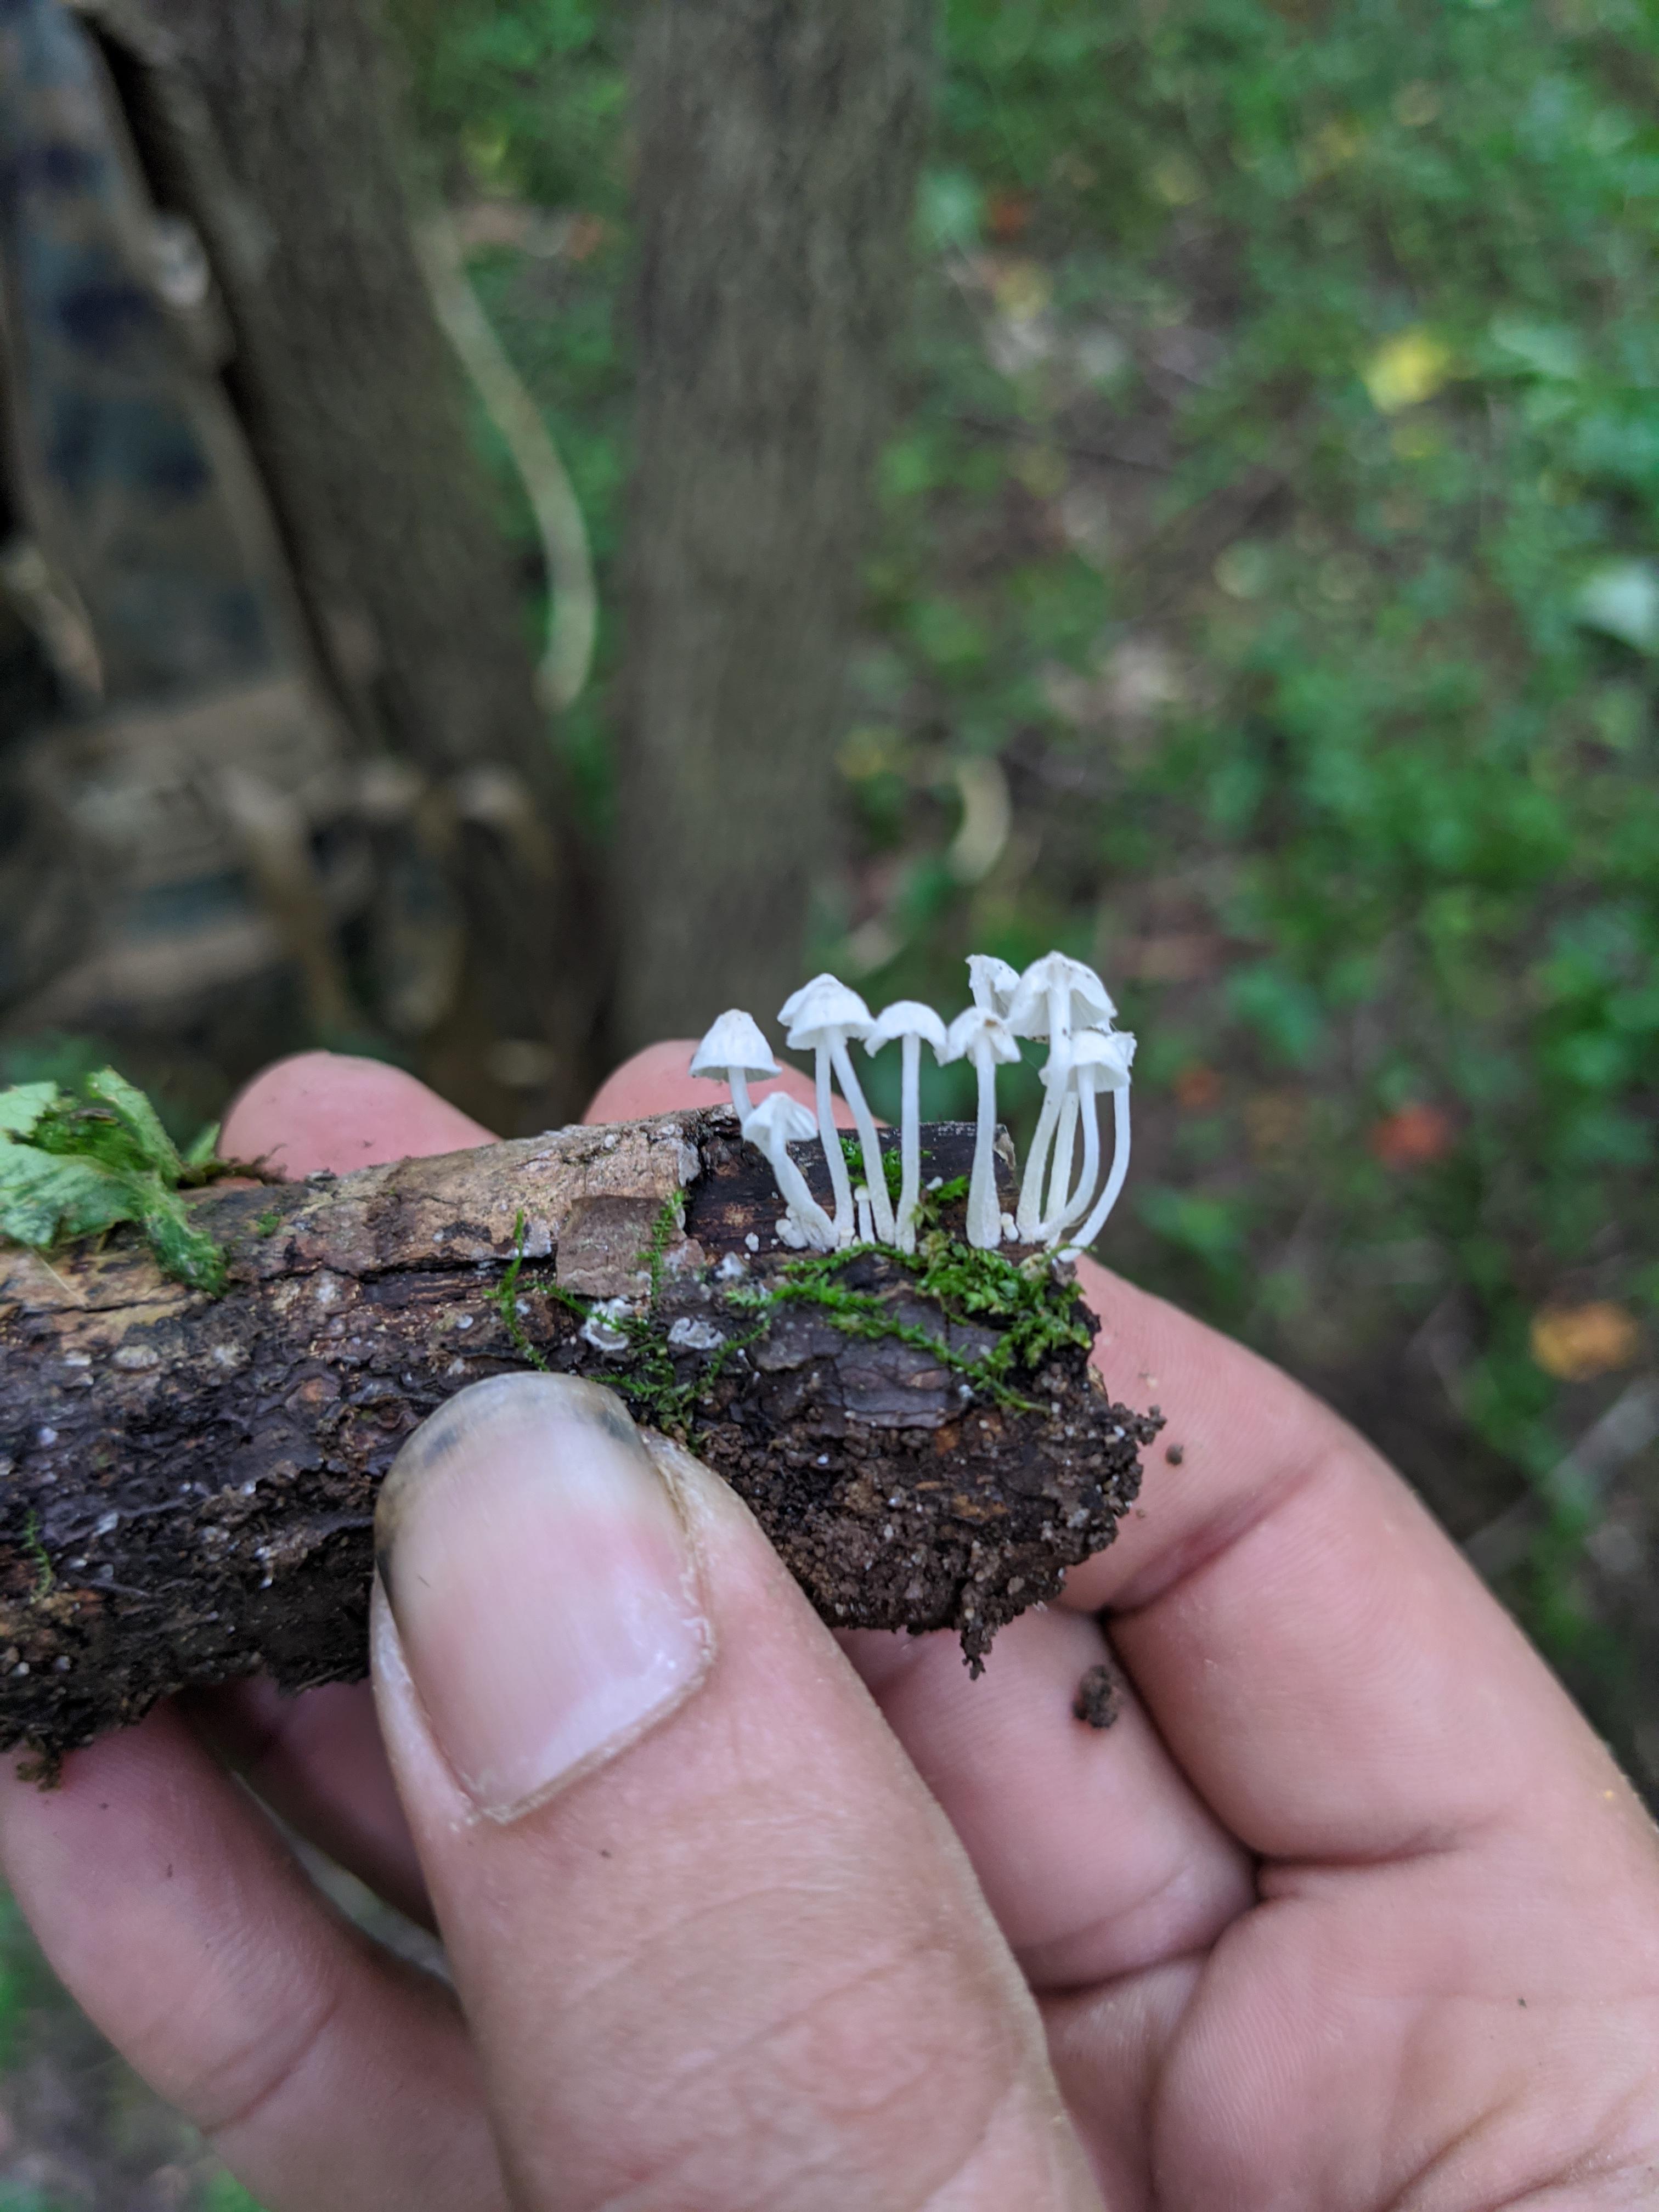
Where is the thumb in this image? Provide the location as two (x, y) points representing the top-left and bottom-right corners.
(371, 1373), (1098, 2211)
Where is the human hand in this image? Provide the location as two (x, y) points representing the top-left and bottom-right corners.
(3, 1046), (1657, 2209)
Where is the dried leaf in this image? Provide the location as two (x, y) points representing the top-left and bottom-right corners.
(1368, 1103), (1455, 1167)
(1529, 1302), (1641, 1383)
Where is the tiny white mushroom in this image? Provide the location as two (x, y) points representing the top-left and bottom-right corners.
(580, 1298), (634, 1355)
(1006, 952), (1116, 1239)
(781, 974), (894, 1244)
(690, 1008), (779, 1122)
(944, 1004), (1022, 1249)
(1056, 1030), (1136, 1259)
(1039, 1022), (1124, 1233)
(864, 999), (948, 1252)
(741, 1092), (837, 1251)
(1038, 1027), (1135, 1242)
(967, 953), (1020, 1015)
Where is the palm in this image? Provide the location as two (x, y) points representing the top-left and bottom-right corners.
(1052, 1867), (1659, 2203)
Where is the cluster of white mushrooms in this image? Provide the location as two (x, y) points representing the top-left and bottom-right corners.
(690, 951), (1135, 1263)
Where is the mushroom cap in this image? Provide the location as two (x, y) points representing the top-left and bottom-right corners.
(690, 1008), (779, 1081)
(1068, 1026), (1136, 1087)
(741, 1091), (819, 1148)
(782, 973), (873, 1049)
(967, 954), (1020, 1014)
(944, 1005), (1022, 1065)
(864, 998), (949, 1056)
(1006, 951), (1116, 1037)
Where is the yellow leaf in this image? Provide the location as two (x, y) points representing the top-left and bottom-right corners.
(1529, 1301), (1641, 1383)
(1363, 329), (1453, 413)
(988, 259), (1052, 323)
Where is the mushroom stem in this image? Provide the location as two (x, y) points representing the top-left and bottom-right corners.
(830, 1039), (895, 1244)
(895, 1034), (923, 1252)
(1037, 1075), (1100, 1243)
(744, 1114), (837, 1251)
(1016, 1069), (1064, 1240)
(967, 1042), (1003, 1249)
(855, 1187), (874, 1244)
(813, 1048), (855, 1242)
(1058, 1088), (1131, 1259)
(1016, 981), (1077, 1239)
(1043, 1082), (1081, 1227)
(728, 1068), (754, 1121)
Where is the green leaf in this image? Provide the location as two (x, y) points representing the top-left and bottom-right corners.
(85, 1068), (183, 1178)
(129, 1173), (226, 1294)
(0, 1071), (227, 1293)
(0, 1141), (138, 1249)
(183, 1121), (222, 1169)
(0, 1084), (62, 1139)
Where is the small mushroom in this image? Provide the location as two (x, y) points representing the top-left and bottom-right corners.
(864, 999), (949, 1252)
(1006, 952), (1117, 1239)
(1038, 1027), (1135, 1243)
(1056, 1030), (1136, 1260)
(967, 953), (1020, 1015)
(689, 1008), (779, 1122)
(1036, 1021), (1121, 1235)
(944, 1003), (1022, 1249)
(781, 974), (894, 1245)
(740, 1092), (836, 1251)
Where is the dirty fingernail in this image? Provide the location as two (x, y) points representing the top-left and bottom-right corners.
(375, 1372), (710, 1819)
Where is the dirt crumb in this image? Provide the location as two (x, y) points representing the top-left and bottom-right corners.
(1073, 1662), (1121, 1729)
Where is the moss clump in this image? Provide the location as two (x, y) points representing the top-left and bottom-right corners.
(839, 1132), (904, 1203)
(724, 1195), (1091, 1415)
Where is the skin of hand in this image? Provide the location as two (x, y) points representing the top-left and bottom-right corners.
(2, 1052), (1658, 2209)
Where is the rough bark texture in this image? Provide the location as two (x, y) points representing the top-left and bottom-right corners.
(0, 1109), (1159, 1762)
(69, 0), (595, 1126)
(614, 0), (934, 1048)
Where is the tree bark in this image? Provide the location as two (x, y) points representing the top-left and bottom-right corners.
(67, 0), (596, 1126)
(614, 0), (934, 1048)
(0, 1109), (1157, 1762)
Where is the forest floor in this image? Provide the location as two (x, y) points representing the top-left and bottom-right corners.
(3, 0), (1658, 2202)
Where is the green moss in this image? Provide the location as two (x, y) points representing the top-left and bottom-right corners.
(840, 1132), (904, 1202)
(490, 1209), (585, 1373)
(638, 1188), (684, 1302)
(20, 1511), (52, 1602)
(253, 1208), (282, 1237)
(490, 1184), (1088, 1434)
(727, 1206), (1088, 1415)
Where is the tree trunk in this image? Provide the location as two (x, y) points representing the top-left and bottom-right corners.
(64, 0), (596, 1126)
(0, 1109), (1158, 1760)
(614, 0), (933, 1049)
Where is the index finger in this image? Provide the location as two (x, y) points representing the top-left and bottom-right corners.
(1066, 1257), (1649, 1872)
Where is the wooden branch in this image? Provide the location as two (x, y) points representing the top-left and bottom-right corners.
(0, 1110), (1158, 1763)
